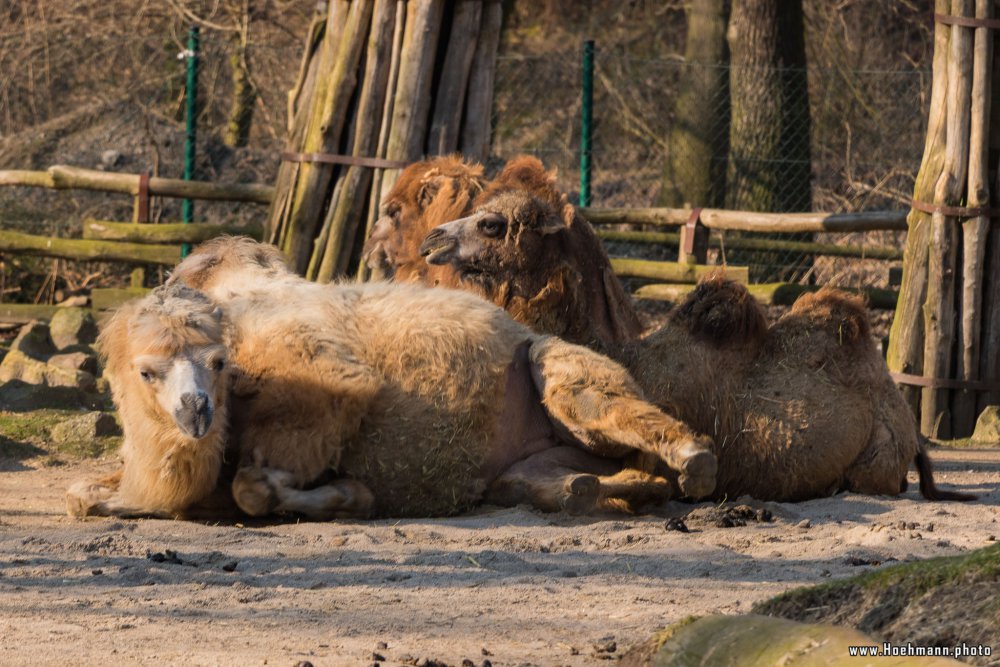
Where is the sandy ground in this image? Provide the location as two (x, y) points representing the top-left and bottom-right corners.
(1, 449), (998, 667)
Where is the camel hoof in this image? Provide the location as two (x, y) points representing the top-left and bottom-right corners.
(676, 441), (717, 500)
(65, 481), (112, 517)
(561, 474), (600, 514)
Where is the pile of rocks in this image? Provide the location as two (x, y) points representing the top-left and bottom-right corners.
(0, 309), (100, 391)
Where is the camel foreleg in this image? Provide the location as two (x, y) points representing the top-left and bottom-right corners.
(232, 466), (374, 520)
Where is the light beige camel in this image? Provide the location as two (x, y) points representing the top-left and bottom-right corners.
(420, 183), (973, 503)
(65, 286), (236, 517)
(67, 237), (718, 519)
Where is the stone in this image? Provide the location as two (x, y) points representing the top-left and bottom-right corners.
(0, 380), (98, 411)
(0, 349), (49, 384)
(48, 352), (99, 376)
(49, 412), (121, 444)
(0, 349), (96, 390)
(100, 149), (122, 168)
(9, 321), (55, 360)
(48, 309), (99, 350)
(971, 405), (1000, 445)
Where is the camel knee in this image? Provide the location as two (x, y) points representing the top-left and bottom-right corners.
(232, 466), (289, 517)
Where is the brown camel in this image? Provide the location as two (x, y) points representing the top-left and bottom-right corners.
(67, 237), (719, 520)
(362, 154), (485, 284)
(367, 155), (643, 349)
(419, 186), (973, 503)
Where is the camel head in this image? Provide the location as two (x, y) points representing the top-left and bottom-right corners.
(363, 155), (485, 281)
(100, 284), (231, 440)
(419, 190), (566, 287)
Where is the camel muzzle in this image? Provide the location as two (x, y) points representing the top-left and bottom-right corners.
(419, 228), (458, 265)
(175, 390), (214, 439)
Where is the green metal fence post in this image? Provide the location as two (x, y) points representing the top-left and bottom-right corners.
(182, 26), (200, 257)
(580, 39), (594, 208)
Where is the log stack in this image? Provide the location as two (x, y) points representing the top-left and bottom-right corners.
(887, 0), (999, 438)
(267, 0), (503, 281)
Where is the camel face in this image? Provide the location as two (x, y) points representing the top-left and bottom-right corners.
(420, 191), (563, 285)
(101, 284), (230, 441)
(363, 156), (485, 282)
(133, 346), (225, 439)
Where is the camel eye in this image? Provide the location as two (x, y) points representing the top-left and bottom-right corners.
(479, 217), (506, 238)
(212, 358), (226, 372)
(139, 369), (156, 383)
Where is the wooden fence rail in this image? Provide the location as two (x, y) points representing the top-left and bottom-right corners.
(581, 207), (908, 233)
(0, 166), (273, 203)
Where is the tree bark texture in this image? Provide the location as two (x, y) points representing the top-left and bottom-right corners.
(725, 0), (812, 282)
(660, 0), (730, 209)
(268, 0), (502, 278)
(888, 0), (1000, 437)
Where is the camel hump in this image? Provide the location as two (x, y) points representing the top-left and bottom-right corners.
(789, 287), (871, 345)
(671, 273), (768, 347)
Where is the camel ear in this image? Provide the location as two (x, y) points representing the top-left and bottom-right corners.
(537, 214), (566, 235)
(417, 170), (444, 209)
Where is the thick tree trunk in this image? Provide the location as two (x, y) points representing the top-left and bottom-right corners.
(725, 0), (811, 281)
(659, 0), (729, 209)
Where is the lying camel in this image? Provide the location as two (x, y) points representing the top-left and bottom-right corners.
(419, 186), (973, 503)
(67, 237), (718, 520)
(369, 155), (643, 349)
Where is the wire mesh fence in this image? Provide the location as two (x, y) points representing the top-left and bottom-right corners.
(0, 6), (928, 293)
(491, 49), (929, 288)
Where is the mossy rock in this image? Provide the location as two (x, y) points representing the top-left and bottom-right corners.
(0, 380), (111, 412)
(8, 321), (55, 359)
(621, 614), (965, 666)
(0, 350), (96, 389)
(752, 544), (1000, 664)
(0, 408), (120, 461)
(50, 411), (120, 444)
(971, 406), (1000, 446)
(49, 308), (99, 350)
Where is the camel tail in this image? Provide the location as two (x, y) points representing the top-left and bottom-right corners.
(915, 439), (977, 502)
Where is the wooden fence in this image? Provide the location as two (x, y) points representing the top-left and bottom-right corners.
(0, 165), (907, 322)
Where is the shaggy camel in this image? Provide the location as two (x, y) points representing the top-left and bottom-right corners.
(362, 155), (485, 284)
(368, 155), (642, 348)
(420, 184), (973, 503)
(67, 237), (718, 520)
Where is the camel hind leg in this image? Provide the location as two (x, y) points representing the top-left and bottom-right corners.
(485, 446), (672, 514)
(527, 337), (717, 499)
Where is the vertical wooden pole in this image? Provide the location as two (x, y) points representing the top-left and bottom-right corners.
(921, 0), (974, 438)
(954, 0), (993, 433)
(888, 0), (951, 418)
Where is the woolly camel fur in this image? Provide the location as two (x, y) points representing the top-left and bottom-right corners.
(362, 155), (485, 285)
(368, 155), (643, 349)
(419, 179), (973, 503)
(67, 237), (718, 520)
(613, 277), (972, 502)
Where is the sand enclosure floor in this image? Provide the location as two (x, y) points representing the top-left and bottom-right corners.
(1, 448), (998, 666)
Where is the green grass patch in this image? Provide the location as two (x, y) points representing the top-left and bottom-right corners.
(0, 408), (120, 460)
(754, 543), (1000, 615)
